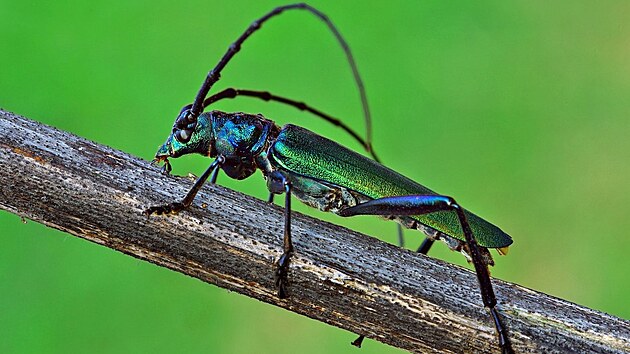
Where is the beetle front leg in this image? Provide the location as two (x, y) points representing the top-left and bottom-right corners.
(340, 195), (513, 354)
(145, 156), (224, 216)
(267, 171), (293, 299)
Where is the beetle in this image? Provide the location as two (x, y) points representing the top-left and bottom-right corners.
(145, 3), (513, 353)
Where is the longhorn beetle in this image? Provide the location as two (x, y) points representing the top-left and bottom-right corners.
(145, 3), (514, 353)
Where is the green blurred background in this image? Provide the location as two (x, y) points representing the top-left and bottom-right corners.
(1, 1), (629, 353)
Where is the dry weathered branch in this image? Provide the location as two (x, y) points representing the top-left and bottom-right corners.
(1, 109), (628, 353)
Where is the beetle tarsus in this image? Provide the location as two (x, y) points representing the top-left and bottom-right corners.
(144, 202), (184, 216)
(275, 252), (292, 299)
(490, 307), (513, 354)
(351, 335), (364, 348)
(161, 163), (172, 175)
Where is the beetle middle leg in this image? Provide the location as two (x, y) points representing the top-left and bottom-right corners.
(267, 171), (294, 298)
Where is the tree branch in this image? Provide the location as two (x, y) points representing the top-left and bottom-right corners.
(1, 109), (628, 353)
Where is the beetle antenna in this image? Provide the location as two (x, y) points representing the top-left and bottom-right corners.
(186, 3), (373, 157)
(202, 88), (380, 162)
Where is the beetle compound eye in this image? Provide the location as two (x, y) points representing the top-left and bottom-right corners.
(175, 129), (191, 143)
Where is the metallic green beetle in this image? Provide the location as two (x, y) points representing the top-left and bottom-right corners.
(145, 3), (513, 353)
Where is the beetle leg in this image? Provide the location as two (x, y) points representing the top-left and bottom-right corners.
(396, 224), (405, 248)
(209, 164), (220, 184)
(145, 156), (224, 216)
(340, 195), (512, 354)
(276, 179), (293, 299)
(416, 238), (435, 255)
(351, 336), (365, 348)
(267, 171), (293, 299)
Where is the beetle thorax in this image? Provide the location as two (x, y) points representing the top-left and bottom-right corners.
(209, 111), (279, 180)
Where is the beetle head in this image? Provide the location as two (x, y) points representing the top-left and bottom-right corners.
(152, 111), (214, 174)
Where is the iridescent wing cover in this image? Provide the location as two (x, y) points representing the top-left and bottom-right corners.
(269, 124), (512, 248)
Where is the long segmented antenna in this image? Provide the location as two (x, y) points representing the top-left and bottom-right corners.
(202, 88), (380, 162)
(175, 3), (374, 156)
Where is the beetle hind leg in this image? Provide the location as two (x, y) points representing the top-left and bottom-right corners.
(340, 195), (513, 353)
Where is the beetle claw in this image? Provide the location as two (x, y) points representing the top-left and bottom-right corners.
(151, 157), (172, 175)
